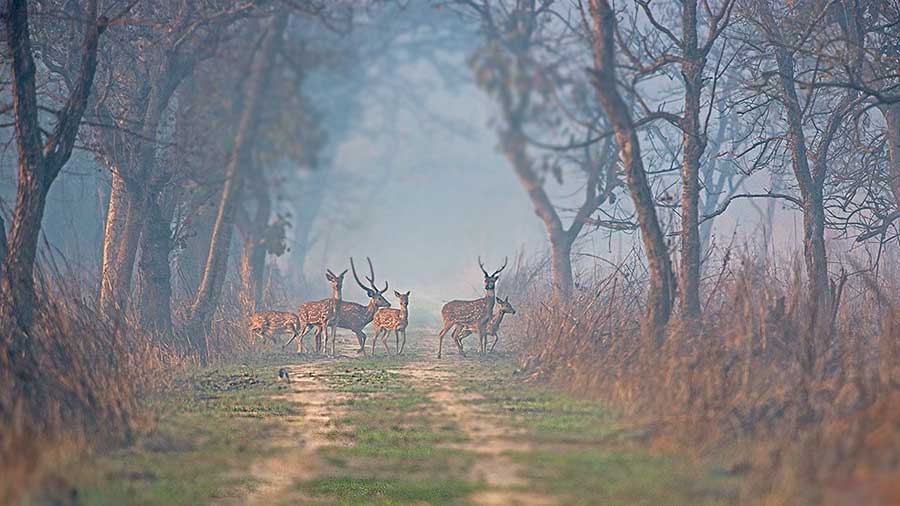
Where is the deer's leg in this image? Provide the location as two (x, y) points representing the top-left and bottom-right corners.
(489, 332), (500, 353)
(371, 327), (380, 355)
(453, 328), (470, 357)
(394, 329), (400, 354)
(355, 330), (366, 354)
(382, 328), (391, 354)
(436, 322), (453, 359)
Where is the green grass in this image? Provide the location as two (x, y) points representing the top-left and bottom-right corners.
(63, 364), (296, 506)
(296, 361), (482, 505)
(297, 476), (479, 506)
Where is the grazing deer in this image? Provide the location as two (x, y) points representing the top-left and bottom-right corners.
(371, 290), (410, 355)
(328, 257), (390, 353)
(248, 311), (302, 345)
(289, 268), (347, 354)
(437, 257), (507, 358)
(451, 295), (516, 353)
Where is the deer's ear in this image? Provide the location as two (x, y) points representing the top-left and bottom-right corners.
(325, 273), (333, 281)
(394, 290), (401, 298)
(405, 290), (411, 296)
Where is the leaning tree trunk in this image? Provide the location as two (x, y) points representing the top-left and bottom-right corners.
(589, 0), (674, 345)
(185, 15), (286, 364)
(759, 0), (832, 305)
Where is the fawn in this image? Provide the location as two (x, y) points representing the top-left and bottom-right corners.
(452, 295), (516, 353)
(290, 268), (347, 354)
(248, 311), (301, 345)
(371, 290), (410, 355)
(437, 257), (507, 358)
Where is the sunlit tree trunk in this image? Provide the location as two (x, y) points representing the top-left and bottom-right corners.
(589, 0), (674, 345)
(99, 174), (142, 319)
(186, 15), (287, 363)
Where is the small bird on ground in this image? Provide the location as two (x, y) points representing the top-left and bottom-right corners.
(278, 368), (291, 384)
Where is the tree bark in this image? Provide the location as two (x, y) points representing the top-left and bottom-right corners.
(549, 234), (574, 296)
(137, 192), (175, 344)
(99, 173), (142, 319)
(185, 15), (286, 363)
(882, 104), (900, 207)
(589, 0), (674, 345)
(0, 213), (7, 268)
(678, 0), (705, 318)
(758, 0), (831, 303)
(237, 182), (271, 314)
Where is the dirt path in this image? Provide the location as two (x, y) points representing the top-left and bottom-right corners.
(211, 329), (732, 506)
(218, 363), (355, 506)
(400, 362), (558, 506)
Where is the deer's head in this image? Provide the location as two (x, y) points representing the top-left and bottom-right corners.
(351, 256), (391, 308)
(394, 290), (410, 309)
(496, 295), (516, 315)
(325, 268), (348, 293)
(478, 256), (508, 291)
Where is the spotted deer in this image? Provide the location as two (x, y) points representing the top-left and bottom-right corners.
(331, 257), (390, 353)
(437, 257), (507, 358)
(451, 295), (516, 353)
(248, 311), (301, 345)
(371, 290), (410, 355)
(289, 268), (347, 354)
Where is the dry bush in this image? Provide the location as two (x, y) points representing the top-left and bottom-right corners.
(510, 250), (900, 505)
(0, 264), (175, 504)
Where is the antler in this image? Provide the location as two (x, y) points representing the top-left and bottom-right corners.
(491, 256), (508, 277)
(478, 256), (489, 277)
(350, 257), (370, 292)
(366, 256), (389, 294)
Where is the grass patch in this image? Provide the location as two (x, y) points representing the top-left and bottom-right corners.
(298, 476), (479, 506)
(61, 364), (295, 506)
(509, 449), (735, 506)
(299, 360), (483, 504)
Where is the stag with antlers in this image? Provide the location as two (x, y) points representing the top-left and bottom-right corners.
(437, 257), (507, 358)
(314, 257), (391, 354)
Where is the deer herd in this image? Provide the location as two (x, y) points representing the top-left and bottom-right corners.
(248, 257), (514, 358)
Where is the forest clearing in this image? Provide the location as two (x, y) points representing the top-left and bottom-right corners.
(3, 0), (900, 504)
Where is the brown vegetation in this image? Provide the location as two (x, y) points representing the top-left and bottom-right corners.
(507, 252), (900, 505)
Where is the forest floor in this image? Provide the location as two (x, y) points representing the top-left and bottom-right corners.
(58, 330), (740, 506)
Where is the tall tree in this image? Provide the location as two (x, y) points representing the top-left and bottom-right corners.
(1, 0), (105, 408)
(185, 14), (288, 363)
(588, 0), (675, 343)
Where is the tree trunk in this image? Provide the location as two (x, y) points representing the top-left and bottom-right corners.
(882, 104), (900, 206)
(1, 0), (104, 417)
(589, 0), (674, 345)
(549, 234), (574, 297)
(678, 0), (704, 318)
(138, 192), (175, 345)
(185, 15), (286, 363)
(0, 213), (7, 268)
(99, 173), (142, 319)
(238, 185), (271, 314)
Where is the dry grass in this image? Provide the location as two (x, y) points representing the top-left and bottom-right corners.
(509, 250), (900, 505)
(0, 264), (177, 504)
